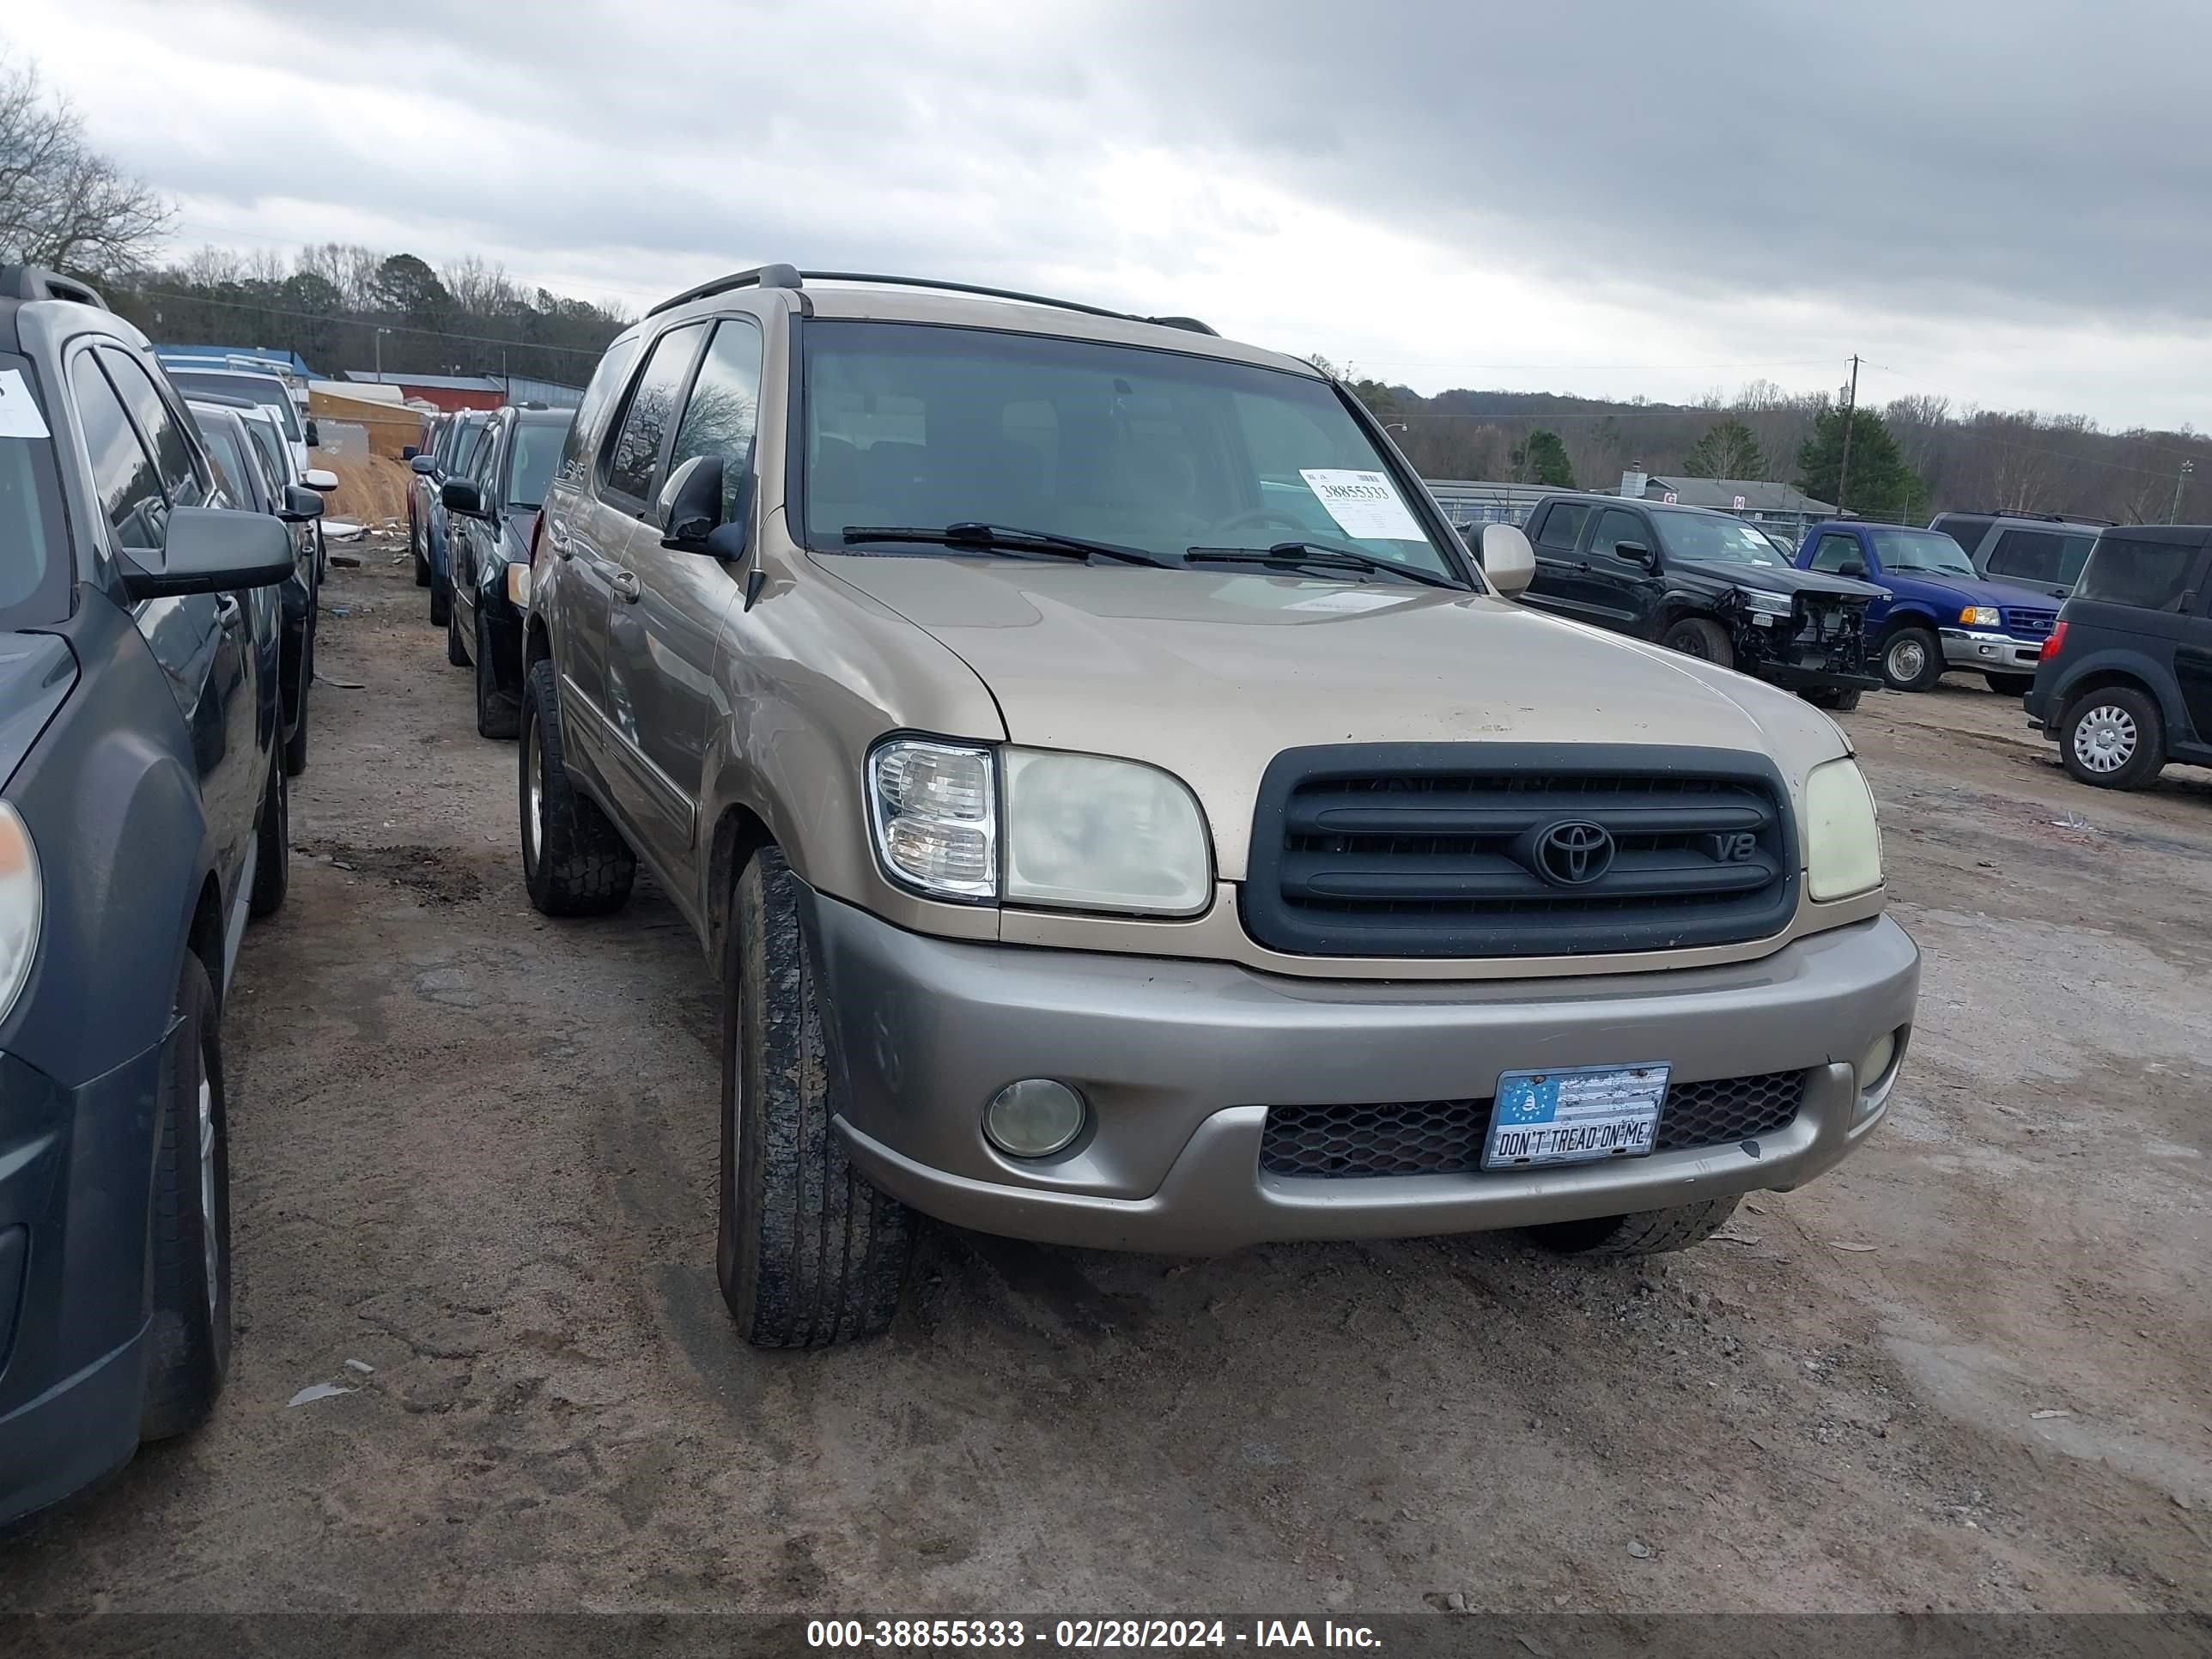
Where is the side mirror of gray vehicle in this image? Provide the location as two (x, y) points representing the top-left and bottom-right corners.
(279, 483), (325, 523)
(410, 454), (438, 475)
(441, 479), (486, 516)
(658, 453), (749, 559)
(1479, 523), (1536, 597)
(120, 506), (296, 599)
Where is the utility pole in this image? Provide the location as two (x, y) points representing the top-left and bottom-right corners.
(1834, 354), (1861, 518)
(2172, 460), (2195, 525)
(374, 325), (391, 380)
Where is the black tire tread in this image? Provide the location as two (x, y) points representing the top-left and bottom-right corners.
(1524, 1195), (1741, 1258)
(140, 951), (231, 1441)
(248, 760), (288, 919)
(520, 659), (635, 915)
(720, 846), (913, 1348)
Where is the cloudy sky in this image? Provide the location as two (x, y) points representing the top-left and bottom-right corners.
(10, 0), (2209, 428)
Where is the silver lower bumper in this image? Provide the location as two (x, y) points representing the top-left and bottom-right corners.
(1942, 629), (2045, 672)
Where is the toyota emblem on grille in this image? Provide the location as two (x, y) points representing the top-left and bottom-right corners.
(1534, 820), (1615, 887)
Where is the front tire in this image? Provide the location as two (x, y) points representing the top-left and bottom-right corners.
(1802, 686), (1862, 712)
(1881, 626), (1942, 691)
(519, 659), (635, 915)
(1662, 616), (1734, 669)
(283, 633), (311, 777)
(719, 846), (915, 1347)
(429, 571), (451, 629)
(2061, 686), (2164, 789)
(248, 758), (289, 919)
(1523, 1195), (1741, 1257)
(476, 611), (519, 739)
(140, 951), (233, 1441)
(446, 597), (470, 667)
(1985, 672), (2035, 697)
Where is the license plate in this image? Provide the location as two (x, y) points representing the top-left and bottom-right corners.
(1482, 1064), (1669, 1170)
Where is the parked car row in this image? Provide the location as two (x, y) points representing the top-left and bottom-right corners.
(1, 267), (306, 1527)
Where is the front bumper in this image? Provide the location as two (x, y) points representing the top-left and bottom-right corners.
(1942, 629), (2044, 673)
(0, 1042), (167, 1526)
(806, 891), (1920, 1255)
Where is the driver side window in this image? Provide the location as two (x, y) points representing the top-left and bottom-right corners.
(1810, 533), (1862, 574)
(1588, 508), (1646, 560)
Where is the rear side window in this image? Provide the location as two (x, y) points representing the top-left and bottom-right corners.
(560, 335), (643, 481)
(200, 422), (258, 510)
(666, 318), (764, 523)
(2074, 537), (2203, 613)
(99, 348), (207, 509)
(1809, 532), (1861, 573)
(1932, 514), (1994, 559)
(1987, 528), (2096, 586)
(1534, 502), (1589, 550)
(602, 323), (708, 502)
(71, 352), (168, 552)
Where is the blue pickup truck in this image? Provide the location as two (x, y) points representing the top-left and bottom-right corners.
(1796, 520), (2062, 694)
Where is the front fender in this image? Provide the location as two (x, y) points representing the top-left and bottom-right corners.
(2050, 646), (2191, 736)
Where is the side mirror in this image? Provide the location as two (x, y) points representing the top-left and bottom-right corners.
(1479, 523), (1536, 598)
(658, 453), (729, 552)
(305, 418), (320, 447)
(119, 506), (295, 599)
(1614, 539), (1656, 568)
(303, 467), (338, 493)
(402, 445), (421, 461)
(279, 483), (325, 522)
(441, 479), (486, 516)
(410, 454), (439, 476)
(1839, 557), (1868, 579)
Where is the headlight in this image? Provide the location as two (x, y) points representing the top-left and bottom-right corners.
(1003, 749), (1211, 915)
(1740, 587), (1796, 617)
(1960, 605), (2001, 628)
(1804, 758), (1882, 901)
(0, 804), (41, 1023)
(506, 562), (531, 607)
(869, 739), (997, 901)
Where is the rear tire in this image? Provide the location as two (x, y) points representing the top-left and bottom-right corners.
(1881, 626), (1942, 691)
(248, 759), (289, 919)
(519, 659), (635, 915)
(1662, 616), (1734, 669)
(476, 611), (519, 739)
(719, 845), (915, 1347)
(2061, 686), (2165, 790)
(1523, 1195), (1741, 1257)
(140, 951), (233, 1441)
(1985, 672), (2035, 697)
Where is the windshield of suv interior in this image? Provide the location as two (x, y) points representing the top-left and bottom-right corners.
(1, 356), (71, 629)
(1652, 512), (1791, 568)
(167, 370), (302, 441)
(1869, 526), (1978, 577)
(506, 421), (564, 509)
(797, 320), (1462, 581)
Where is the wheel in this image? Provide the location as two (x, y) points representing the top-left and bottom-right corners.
(410, 510), (428, 586)
(1662, 616), (1734, 670)
(1880, 626), (1942, 692)
(283, 634), (311, 777)
(430, 576), (452, 629)
(719, 845), (915, 1347)
(446, 597), (470, 667)
(475, 611), (519, 739)
(140, 950), (233, 1441)
(248, 757), (289, 919)
(1985, 672), (2036, 697)
(1802, 686), (1862, 712)
(519, 658), (635, 915)
(2061, 686), (2165, 790)
(1523, 1195), (1741, 1258)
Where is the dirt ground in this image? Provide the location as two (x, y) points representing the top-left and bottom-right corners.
(3, 546), (2207, 1615)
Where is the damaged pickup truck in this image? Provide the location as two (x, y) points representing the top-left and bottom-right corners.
(1513, 494), (1886, 710)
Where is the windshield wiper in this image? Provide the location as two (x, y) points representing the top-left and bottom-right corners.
(842, 523), (1165, 566)
(1182, 541), (1462, 591)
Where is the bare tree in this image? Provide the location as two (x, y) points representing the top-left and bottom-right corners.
(0, 50), (171, 273)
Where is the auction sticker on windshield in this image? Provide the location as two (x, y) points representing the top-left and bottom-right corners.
(1482, 1064), (1669, 1170)
(0, 371), (50, 440)
(1298, 468), (1424, 541)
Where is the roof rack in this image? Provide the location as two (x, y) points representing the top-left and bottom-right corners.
(0, 265), (108, 310)
(647, 265), (1218, 336)
(1944, 507), (2116, 527)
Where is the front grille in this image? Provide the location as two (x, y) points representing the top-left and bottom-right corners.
(1242, 744), (1798, 958)
(1258, 1070), (1808, 1179)
(2005, 607), (2057, 639)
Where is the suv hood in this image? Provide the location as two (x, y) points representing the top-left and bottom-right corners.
(1675, 561), (1887, 601)
(819, 556), (1849, 878)
(0, 631), (78, 791)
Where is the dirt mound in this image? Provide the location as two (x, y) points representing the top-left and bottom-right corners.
(321, 451), (414, 529)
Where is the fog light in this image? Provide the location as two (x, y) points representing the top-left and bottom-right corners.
(984, 1079), (1086, 1158)
(1859, 1030), (1898, 1089)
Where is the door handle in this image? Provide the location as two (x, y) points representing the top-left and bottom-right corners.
(612, 569), (642, 604)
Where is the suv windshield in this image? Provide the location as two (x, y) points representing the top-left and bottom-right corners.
(798, 320), (1461, 581)
(1869, 527), (1978, 577)
(167, 370), (302, 441)
(506, 421), (564, 509)
(1, 355), (73, 629)
(1654, 512), (1791, 568)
